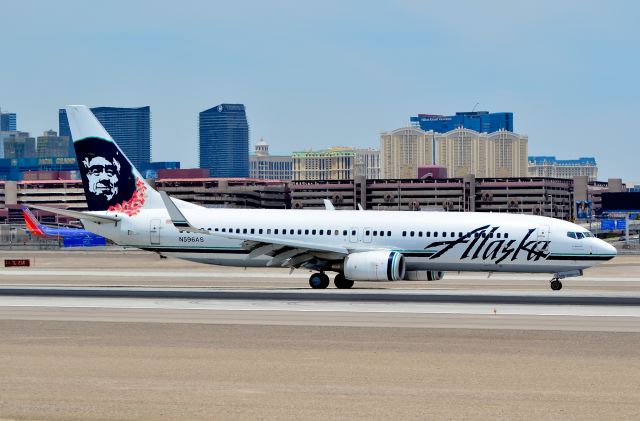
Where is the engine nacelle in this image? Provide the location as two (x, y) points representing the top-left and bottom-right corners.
(343, 251), (406, 281)
(404, 270), (445, 281)
(427, 270), (444, 281)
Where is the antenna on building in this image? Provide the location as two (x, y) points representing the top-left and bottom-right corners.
(471, 102), (480, 112)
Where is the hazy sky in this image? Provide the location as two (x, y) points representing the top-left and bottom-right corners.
(2, 1), (639, 182)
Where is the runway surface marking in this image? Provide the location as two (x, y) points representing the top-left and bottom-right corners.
(1, 296), (639, 318)
(1, 268), (638, 282)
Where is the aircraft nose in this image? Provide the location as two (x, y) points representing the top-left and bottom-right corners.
(597, 239), (617, 259)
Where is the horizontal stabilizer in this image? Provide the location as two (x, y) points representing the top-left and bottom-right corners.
(26, 204), (120, 224)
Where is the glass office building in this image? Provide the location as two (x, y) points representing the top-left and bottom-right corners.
(59, 106), (151, 169)
(0, 111), (17, 131)
(410, 111), (513, 133)
(199, 104), (249, 177)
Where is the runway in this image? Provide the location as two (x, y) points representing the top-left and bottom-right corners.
(0, 251), (639, 420)
(0, 286), (639, 332)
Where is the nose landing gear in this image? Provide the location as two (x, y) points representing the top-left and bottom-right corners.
(550, 278), (563, 291)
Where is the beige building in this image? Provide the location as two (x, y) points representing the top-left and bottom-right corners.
(435, 128), (528, 177)
(292, 147), (380, 181)
(528, 156), (598, 181)
(249, 138), (293, 180)
(380, 127), (434, 178)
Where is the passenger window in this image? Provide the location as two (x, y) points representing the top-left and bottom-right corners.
(214, 228), (219, 232)
(258, 229), (263, 234)
(343, 230), (347, 236)
(402, 231), (407, 237)
(298, 229), (302, 235)
(373, 231), (377, 236)
(443, 232), (447, 237)
(327, 230), (331, 236)
(235, 229), (240, 234)
(387, 231), (391, 236)
(266, 229), (271, 234)
(434, 232), (438, 237)
(250, 229), (255, 234)
(222, 228), (226, 232)
(426, 232), (431, 237)
(365, 230), (370, 236)
(497, 233), (501, 239)
(505, 233), (509, 239)
(243, 229), (248, 234)
(567, 232), (576, 239)
(275, 229), (279, 234)
(418, 231), (423, 237)
(290, 229), (294, 235)
(410, 231), (415, 237)
(459, 232), (463, 237)
(312, 229), (316, 235)
(305, 229), (309, 235)
(351, 230), (356, 236)
(336, 230), (340, 235)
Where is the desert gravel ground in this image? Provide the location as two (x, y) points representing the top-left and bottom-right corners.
(0, 321), (639, 420)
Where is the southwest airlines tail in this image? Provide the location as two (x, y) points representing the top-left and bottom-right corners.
(65, 105), (163, 214)
(22, 207), (47, 237)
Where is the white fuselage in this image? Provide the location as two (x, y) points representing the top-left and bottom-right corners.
(83, 208), (616, 275)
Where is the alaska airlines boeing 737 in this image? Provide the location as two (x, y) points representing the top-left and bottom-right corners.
(29, 106), (617, 290)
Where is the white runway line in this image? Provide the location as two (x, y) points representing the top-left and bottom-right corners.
(1, 268), (638, 282)
(1, 296), (639, 318)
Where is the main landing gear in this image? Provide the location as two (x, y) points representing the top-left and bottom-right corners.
(309, 272), (330, 289)
(550, 278), (563, 291)
(308, 273), (354, 289)
(333, 273), (354, 289)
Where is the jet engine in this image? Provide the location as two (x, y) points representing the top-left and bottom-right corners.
(343, 251), (406, 281)
(404, 270), (445, 281)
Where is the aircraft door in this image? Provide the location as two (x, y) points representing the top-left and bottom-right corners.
(363, 227), (373, 243)
(537, 225), (550, 241)
(150, 219), (161, 244)
(349, 227), (359, 243)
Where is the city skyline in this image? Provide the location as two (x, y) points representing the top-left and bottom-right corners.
(2, 1), (638, 182)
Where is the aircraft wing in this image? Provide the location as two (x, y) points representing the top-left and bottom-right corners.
(160, 192), (348, 268)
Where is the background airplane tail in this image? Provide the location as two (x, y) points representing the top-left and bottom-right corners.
(22, 207), (47, 237)
(65, 105), (163, 214)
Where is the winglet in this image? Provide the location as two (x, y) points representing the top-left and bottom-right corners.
(159, 191), (209, 234)
(323, 199), (335, 211)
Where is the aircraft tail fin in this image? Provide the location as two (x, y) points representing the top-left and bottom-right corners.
(21, 207), (47, 237)
(65, 105), (163, 214)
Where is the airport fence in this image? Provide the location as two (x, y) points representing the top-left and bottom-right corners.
(0, 224), (64, 250)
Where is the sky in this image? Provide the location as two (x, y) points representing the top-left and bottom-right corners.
(2, 0), (639, 182)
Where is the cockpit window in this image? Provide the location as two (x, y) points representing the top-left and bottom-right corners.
(575, 232), (585, 239)
(567, 232), (576, 239)
(584, 232), (593, 238)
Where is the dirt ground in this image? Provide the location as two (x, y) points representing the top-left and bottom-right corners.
(0, 321), (639, 421)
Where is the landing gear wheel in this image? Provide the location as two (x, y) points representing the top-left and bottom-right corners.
(309, 273), (330, 289)
(550, 279), (563, 291)
(334, 273), (354, 289)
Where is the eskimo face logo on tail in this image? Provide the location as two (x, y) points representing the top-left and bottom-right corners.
(75, 137), (143, 214)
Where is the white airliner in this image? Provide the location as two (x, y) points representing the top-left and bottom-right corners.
(31, 106), (617, 290)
